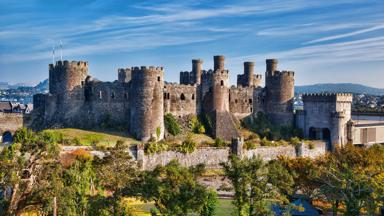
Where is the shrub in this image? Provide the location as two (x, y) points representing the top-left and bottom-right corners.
(213, 138), (227, 148)
(145, 141), (169, 155)
(244, 141), (258, 150)
(308, 142), (315, 150)
(72, 137), (81, 145)
(178, 135), (197, 154)
(190, 116), (206, 134)
(164, 114), (181, 136)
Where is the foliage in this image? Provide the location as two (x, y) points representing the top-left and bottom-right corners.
(164, 113), (181, 136)
(156, 127), (161, 140)
(92, 141), (138, 215)
(213, 138), (228, 147)
(244, 141), (259, 150)
(125, 160), (217, 216)
(242, 112), (303, 140)
(178, 134), (197, 154)
(190, 116), (206, 134)
(144, 141), (169, 155)
(221, 156), (293, 216)
(199, 114), (213, 136)
(0, 127), (61, 215)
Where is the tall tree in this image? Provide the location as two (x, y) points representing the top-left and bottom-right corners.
(0, 128), (61, 215)
(221, 155), (293, 216)
(125, 160), (217, 216)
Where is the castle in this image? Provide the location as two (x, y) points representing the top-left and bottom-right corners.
(32, 55), (384, 149)
(33, 56), (294, 141)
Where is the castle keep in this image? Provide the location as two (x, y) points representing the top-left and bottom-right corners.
(34, 56), (295, 142)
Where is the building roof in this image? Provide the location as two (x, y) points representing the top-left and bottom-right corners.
(0, 101), (12, 112)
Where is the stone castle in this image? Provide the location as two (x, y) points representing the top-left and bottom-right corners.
(32, 55), (384, 149)
(33, 56), (294, 141)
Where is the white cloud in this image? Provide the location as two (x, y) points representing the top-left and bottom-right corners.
(304, 24), (384, 44)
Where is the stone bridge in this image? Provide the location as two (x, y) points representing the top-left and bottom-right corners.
(0, 112), (26, 143)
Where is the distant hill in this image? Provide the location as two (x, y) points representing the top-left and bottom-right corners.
(35, 79), (49, 92)
(295, 83), (384, 95)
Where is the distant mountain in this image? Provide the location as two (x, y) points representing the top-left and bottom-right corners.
(295, 83), (384, 96)
(0, 82), (8, 90)
(35, 79), (49, 92)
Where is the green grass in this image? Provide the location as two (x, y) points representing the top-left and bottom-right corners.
(131, 199), (234, 215)
(43, 128), (140, 147)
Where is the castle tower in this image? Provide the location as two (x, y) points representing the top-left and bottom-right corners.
(49, 60), (88, 99)
(192, 59), (203, 84)
(118, 68), (131, 83)
(264, 59), (294, 125)
(212, 56), (229, 112)
(213, 55), (225, 71)
(244, 61), (254, 87)
(130, 66), (164, 142)
(266, 59), (278, 76)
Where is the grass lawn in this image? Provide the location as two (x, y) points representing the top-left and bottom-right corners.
(44, 128), (140, 147)
(130, 198), (234, 215)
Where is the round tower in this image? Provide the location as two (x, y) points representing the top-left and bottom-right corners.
(48, 60), (88, 97)
(266, 59), (278, 76)
(213, 55), (225, 71)
(212, 69), (229, 112)
(244, 61), (255, 87)
(192, 59), (203, 84)
(130, 66), (164, 142)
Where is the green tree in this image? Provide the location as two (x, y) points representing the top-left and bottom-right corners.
(221, 156), (293, 216)
(315, 144), (384, 216)
(164, 114), (181, 136)
(125, 160), (217, 216)
(91, 141), (138, 215)
(0, 128), (61, 216)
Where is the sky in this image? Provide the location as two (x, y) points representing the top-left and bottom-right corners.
(0, 0), (383, 87)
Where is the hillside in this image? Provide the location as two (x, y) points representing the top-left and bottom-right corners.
(296, 83), (384, 95)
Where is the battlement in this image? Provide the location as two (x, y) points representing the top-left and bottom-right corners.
(302, 93), (353, 103)
(274, 70), (295, 77)
(131, 66), (164, 72)
(49, 60), (88, 70)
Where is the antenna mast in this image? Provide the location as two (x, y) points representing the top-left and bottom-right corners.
(59, 40), (63, 61)
(52, 46), (55, 64)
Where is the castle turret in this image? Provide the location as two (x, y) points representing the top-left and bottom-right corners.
(266, 59), (278, 76)
(244, 61), (254, 87)
(130, 66), (164, 142)
(214, 55), (225, 71)
(118, 68), (131, 83)
(192, 59), (203, 84)
(212, 56), (229, 112)
(49, 60), (88, 98)
(264, 59), (294, 125)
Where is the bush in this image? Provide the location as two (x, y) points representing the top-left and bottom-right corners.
(308, 142), (315, 150)
(164, 114), (181, 136)
(190, 116), (206, 134)
(178, 135), (197, 154)
(145, 141), (169, 155)
(213, 138), (227, 147)
(244, 141), (259, 150)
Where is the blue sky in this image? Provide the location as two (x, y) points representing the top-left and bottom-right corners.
(0, 0), (383, 87)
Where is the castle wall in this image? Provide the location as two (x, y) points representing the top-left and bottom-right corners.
(130, 66), (164, 142)
(82, 80), (130, 129)
(139, 141), (327, 170)
(229, 86), (253, 118)
(0, 113), (25, 135)
(164, 84), (197, 117)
